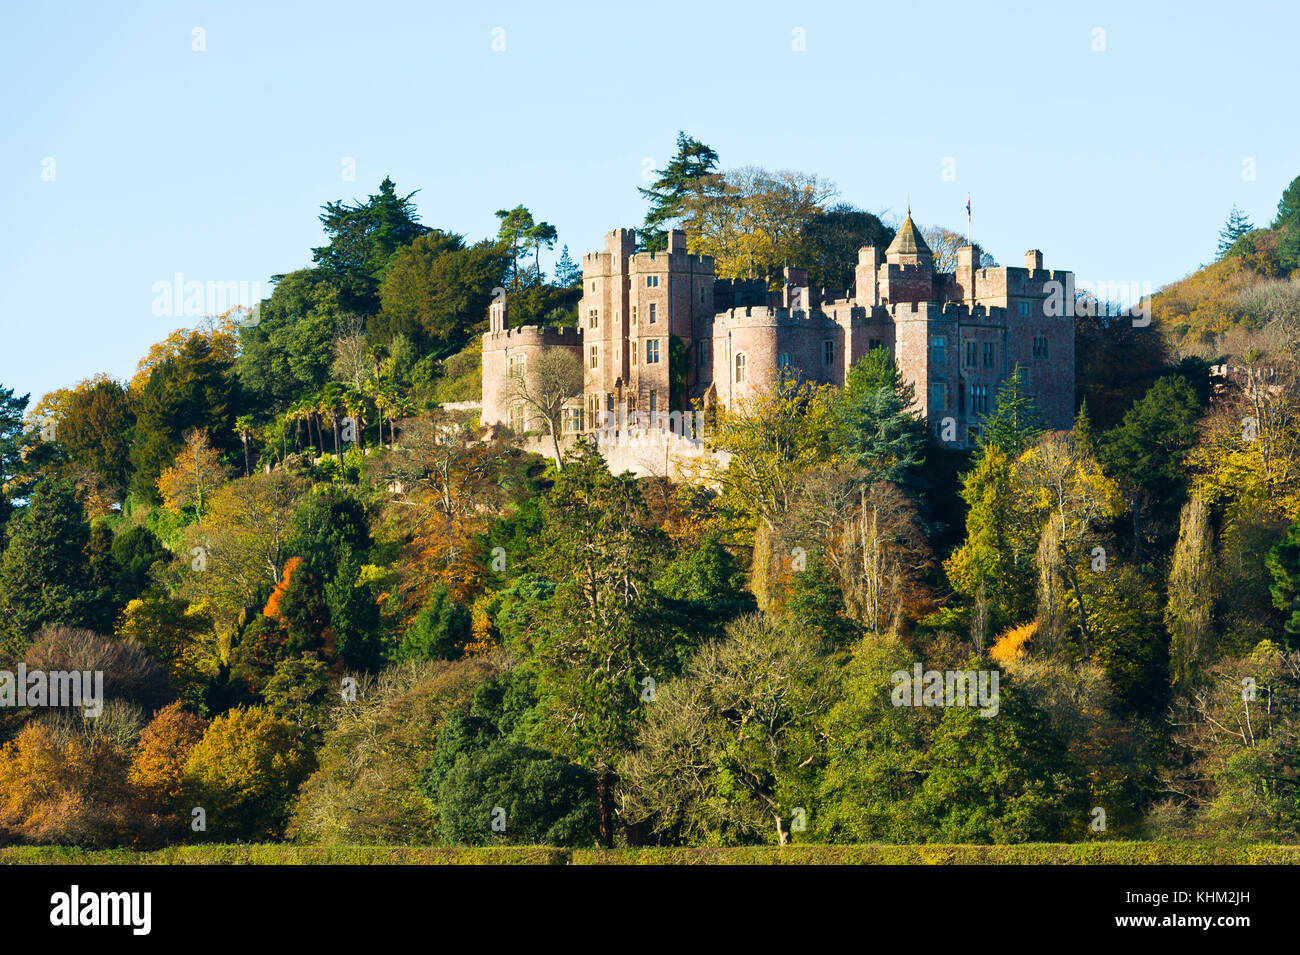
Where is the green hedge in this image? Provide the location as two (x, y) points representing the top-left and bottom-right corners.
(571, 843), (1300, 865)
(3, 842), (1297, 865)
(0, 845), (566, 865)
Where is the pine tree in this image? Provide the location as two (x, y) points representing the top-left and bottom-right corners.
(638, 132), (719, 253)
(0, 477), (104, 659)
(977, 367), (1043, 457)
(1276, 176), (1300, 272)
(0, 385), (30, 540)
(833, 348), (927, 490)
(1216, 205), (1254, 258)
(1266, 514), (1300, 648)
(312, 176), (430, 314)
(552, 245), (580, 288)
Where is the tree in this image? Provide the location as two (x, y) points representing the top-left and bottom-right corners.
(157, 429), (231, 526)
(1274, 175), (1300, 273)
(1168, 491), (1217, 683)
(128, 702), (208, 812)
(179, 469), (310, 637)
(262, 653), (334, 741)
(834, 348), (927, 491)
(25, 625), (172, 712)
(638, 132), (720, 252)
(1218, 206), (1255, 258)
(709, 375), (837, 540)
(528, 442), (673, 846)
(813, 635), (1085, 844)
(1101, 374), (1202, 552)
(0, 385), (30, 538)
(181, 705), (313, 841)
(1017, 432), (1125, 659)
(680, 166), (837, 280)
(0, 722), (135, 847)
(58, 378), (134, 496)
(977, 369), (1043, 458)
(374, 233), (508, 355)
(622, 613), (836, 845)
(797, 204), (895, 289)
(495, 205), (537, 294)
(525, 220), (558, 284)
(436, 741), (599, 846)
(236, 269), (342, 409)
(552, 245), (581, 287)
(1163, 641), (1300, 838)
(944, 446), (1038, 637)
(381, 411), (513, 607)
(1266, 514), (1300, 647)
(330, 318), (372, 391)
(129, 331), (241, 503)
(399, 584), (471, 661)
(312, 176), (430, 315)
(783, 468), (930, 634)
(502, 346), (583, 467)
(288, 658), (495, 844)
(0, 478), (102, 659)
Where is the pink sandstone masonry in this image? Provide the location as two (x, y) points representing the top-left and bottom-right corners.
(482, 219), (1075, 453)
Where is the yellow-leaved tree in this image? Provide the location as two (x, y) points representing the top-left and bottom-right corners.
(157, 429), (231, 526)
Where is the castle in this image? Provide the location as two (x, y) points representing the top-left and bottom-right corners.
(481, 213), (1075, 452)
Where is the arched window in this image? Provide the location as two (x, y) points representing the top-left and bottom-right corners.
(735, 352), (747, 383)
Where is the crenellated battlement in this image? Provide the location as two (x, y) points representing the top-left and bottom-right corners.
(714, 305), (843, 326)
(483, 325), (583, 347)
(629, 249), (715, 270)
(485, 223), (1076, 450)
(938, 302), (1009, 323)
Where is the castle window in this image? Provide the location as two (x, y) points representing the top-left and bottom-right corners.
(779, 353), (791, 368)
(1018, 301), (1031, 317)
(589, 346), (599, 369)
(869, 338), (883, 351)
(930, 382), (946, 413)
(646, 275), (659, 288)
(509, 404), (526, 433)
(649, 391), (658, 418)
(1016, 366), (1030, 388)
(589, 309), (598, 329)
(965, 341), (977, 368)
(649, 303), (657, 324)
(983, 342), (994, 368)
(735, 353), (747, 383)
(563, 408), (583, 433)
(698, 341), (708, 367)
(633, 306), (638, 322)
(822, 340), (834, 367)
(930, 336), (946, 365)
(970, 383), (989, 415)
(646, 339), (660, 364)
(1033, 336), (1048, 358)
(631, 340), (637, 366)
(509, 354), (525, 375)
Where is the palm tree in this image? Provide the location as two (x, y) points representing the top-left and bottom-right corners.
(234, 414), (255, 476)
(342, 387), (369, 452)
(318, 382), (347, 456)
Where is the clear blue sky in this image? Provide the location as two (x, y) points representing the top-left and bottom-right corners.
(2, 0), (1295, 405)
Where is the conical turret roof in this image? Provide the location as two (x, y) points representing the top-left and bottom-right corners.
(886, 213), (932, 258)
